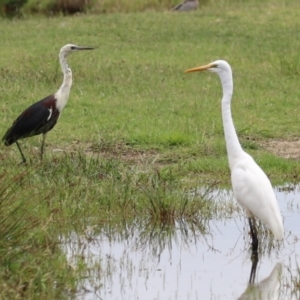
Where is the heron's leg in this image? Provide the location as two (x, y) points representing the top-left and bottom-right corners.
(249, 251), (258, 284)
(16, 141), (26, 163)
(40, 134), (47, 160)
(248, 217), (258, 254)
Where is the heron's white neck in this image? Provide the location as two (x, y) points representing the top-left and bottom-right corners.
(55, 52), (73, 112)
(218, 70), (244, 169)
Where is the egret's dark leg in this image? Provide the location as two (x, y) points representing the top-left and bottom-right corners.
(40, 134), (47, 160)
(248, 217), (258, 254)
(249, 252), (258, 284)
(16, 141), (26, 163)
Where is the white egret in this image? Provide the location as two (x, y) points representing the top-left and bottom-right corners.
(185, 60), (284, 252)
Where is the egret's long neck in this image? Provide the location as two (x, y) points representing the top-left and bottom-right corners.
(56, 52), (73, 112)
(218, 71), (243, 169)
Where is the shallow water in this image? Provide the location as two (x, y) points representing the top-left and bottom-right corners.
(63, 185), (300, 300)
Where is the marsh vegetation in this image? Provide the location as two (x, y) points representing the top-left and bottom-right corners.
(1, 0), (300, 298)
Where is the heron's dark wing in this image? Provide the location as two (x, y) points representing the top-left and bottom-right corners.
(2, 94), (59, 145)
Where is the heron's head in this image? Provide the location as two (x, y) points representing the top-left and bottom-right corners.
(185, 60), (231, 75)
(59, 44), (95, 57)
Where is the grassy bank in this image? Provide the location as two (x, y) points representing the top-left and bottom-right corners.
(1, 2), (300, 182)
(1, 0), (300, 297)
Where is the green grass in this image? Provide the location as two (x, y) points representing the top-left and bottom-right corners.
(0, 170), (76, 299)
(1, 0), (300, 297)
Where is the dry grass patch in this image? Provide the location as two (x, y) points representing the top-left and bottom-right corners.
(52, 141), (161, 163)
(260, 139), (300, 160)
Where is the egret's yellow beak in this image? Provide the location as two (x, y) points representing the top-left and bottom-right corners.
(185, 63), (216, 73)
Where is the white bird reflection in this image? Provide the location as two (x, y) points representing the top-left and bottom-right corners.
(238, 262), (282, 300)
(60, 185), (300, 299)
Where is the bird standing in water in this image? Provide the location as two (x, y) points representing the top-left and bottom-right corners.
(185, 60), (284, 254)
(2, 44), (94, 163)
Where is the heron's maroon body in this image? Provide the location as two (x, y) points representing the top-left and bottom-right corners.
(3, 95), (59, 146)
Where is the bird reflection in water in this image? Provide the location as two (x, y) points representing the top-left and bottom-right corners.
(238, 258), (282, 300)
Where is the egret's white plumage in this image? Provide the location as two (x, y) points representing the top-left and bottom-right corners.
(185, 60), (284, 244)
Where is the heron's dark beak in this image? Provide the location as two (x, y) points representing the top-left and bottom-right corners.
(185, 63), (216, 73)
(77, 46), (95, 51)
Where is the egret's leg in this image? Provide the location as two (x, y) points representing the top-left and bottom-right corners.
(16, 141), (26, 163)
(248, 217), (258, 254)
(40, 134), (47, 160)
(249, 252), (258, 284)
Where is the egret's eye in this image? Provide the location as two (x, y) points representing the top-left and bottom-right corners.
(71, 46), (76, 50)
